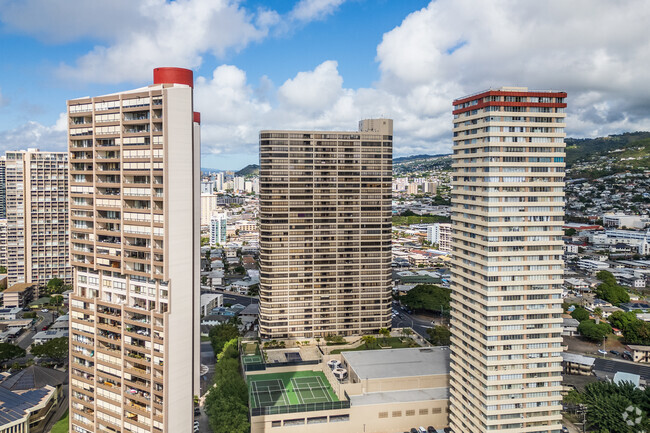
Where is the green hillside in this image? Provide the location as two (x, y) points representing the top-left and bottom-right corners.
(235, 164), (259, 177)
(565, 132), (650, 178)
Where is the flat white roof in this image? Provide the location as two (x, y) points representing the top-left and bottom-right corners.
(342, 347), (450, 379)
(349, 387), (449, 406)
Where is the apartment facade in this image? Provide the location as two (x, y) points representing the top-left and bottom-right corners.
(0, 156), (6, 219)
(4, 149), (70, 286)
(449, 87), (566, 433)
(67, 67), (200, 433)
(427, 223), (452, 252)
(259, 119), (393, 338)
(209, 212), (227, 246)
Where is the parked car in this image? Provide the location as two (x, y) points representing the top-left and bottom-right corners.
(597, 349), (607, 355)
(610, 350), (620, 356)
(427, 427), (437, 433)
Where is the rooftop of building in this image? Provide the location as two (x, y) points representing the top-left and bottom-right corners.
(0, 365), (67, 392)
(0, 386), (52, 426)
(3, 283), (36, 294)
(562, 352), (595, 367)
(342, 347), (450, 380)
(349, 387), (449, 406)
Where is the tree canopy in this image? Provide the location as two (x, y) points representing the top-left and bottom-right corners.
(571, 306), (590, 322)
(608, 310), (650, 345)
(208, 322), (240, 355)
(31, 337), (68, 362)
(577, 320), (611, 342)
(427, 325), (451, 346)
(401, 284), (450, 315)
(564, 380), (650, 432)
(594, 270), (630, 306)
(204, 339), (250, 433)
(0, 343), (26, 363)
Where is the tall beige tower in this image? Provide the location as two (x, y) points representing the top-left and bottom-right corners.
(448, 88), (566, 433)
(259, 119), (393, 339)
(67, 67), (200, 433)
(4, 149), (70, 286)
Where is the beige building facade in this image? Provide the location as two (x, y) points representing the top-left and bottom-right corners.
(67, 67), (200, 433)
(258, 119), (393, 339)
(3, 149), (70, 286)
(449, 87), (567, 433)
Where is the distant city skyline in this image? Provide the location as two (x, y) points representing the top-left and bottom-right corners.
(1, 0), (649, 169)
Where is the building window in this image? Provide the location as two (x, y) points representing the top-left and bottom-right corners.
(329, 415), (349, 423)
(406, 410), (415, 416)
(392, 411), (402, 417)
(378, 412), (388, 419)
(271, 421), (281, 427)
(283, 419), (305, 426)
(432, 407), (442, 414)
(307, 417), (327, 424)
(419, 409), (429, 415)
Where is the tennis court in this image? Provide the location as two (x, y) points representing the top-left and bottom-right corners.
(248, 371), (338, 409)
(242, 354), (264, 365)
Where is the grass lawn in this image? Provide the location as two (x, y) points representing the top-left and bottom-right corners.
(51, 410), (68, 433)
(200, 335), (211, 342)
(330, 337), (418, 354)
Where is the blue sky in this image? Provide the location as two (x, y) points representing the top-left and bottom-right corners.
(1, 0), (649, 170)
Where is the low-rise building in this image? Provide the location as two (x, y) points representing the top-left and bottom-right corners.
(0, 307), (22, 320)
(200, 293), (224, 317)
(627, 345), (650, 363)
(2, 283), (37, 308)
(561, 352), (595, 376)
(248, 346), (450, 433)
(32, 329), (68, 345)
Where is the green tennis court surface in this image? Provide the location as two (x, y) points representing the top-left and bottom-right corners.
(243, 354), (263, 364)
(248, 371), (338, 409)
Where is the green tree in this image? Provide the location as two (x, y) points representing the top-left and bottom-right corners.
(204, 339), (250, 433)
(564, 228), (577, 236)
(593, 307), (603, 318)
(51, 295), (63, 306)
(378, 328), (390, 344)
(571, 307), (590, 322)
(0, 266), (7, 274)
(401, 284), (451, 315)
(622, 320), (650, 345)
(577, 320), (612, 342)
(46, 278), (65, 295)
(427, 325), (451, 346)
(208, 323), (240, 355)
(31, 337), (68, 362)
(608, 310), (637, 330)
(247, 284), (259, 297)
(0, 343), (26, 363)
(594, 270), (631, 306)
(361, 335), (377, 348)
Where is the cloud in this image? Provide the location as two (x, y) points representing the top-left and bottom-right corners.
(0, 113), (67, 154)
(289, 0), (347, 22)
(52, 0), (271, 84)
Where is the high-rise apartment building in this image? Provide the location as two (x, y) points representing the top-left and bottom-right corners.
(0, 156), (6, 218)
(259, 119), (393, 339)
(209, 212), (227, 246)
(67, 67), (200, 433)
(4, 149), (70, 286)
(448, 87), (566, 433)
(0, 218), (7, 269)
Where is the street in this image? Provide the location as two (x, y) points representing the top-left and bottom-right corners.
(15, 310), (54, 350)
(391, 302), (435, 340)
(209, 289), (258, 307)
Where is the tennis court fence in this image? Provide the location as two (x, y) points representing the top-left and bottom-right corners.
(250, 400), (351, 416)
(243, 359), (320, 372)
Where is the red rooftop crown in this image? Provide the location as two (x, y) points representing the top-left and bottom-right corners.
(153, 67), (193, 88)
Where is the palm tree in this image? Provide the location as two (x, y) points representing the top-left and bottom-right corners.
(401, 328), (413, 340)
(378, 328), (390, 345)
(361, 335), (377, 348)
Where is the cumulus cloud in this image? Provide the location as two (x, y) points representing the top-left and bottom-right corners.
(0, 113), (67, 154)
(195, 0), (650, 161)
(53, 0), (272, 84)
(289, 0), (347, 22)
